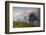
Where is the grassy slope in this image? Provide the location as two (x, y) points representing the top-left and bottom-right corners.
(13, 21), (32, 28)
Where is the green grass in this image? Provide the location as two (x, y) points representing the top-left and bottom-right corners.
(13, 21), (32, 28)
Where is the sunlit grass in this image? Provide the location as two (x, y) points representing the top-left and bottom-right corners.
(13, 21), (32, 28)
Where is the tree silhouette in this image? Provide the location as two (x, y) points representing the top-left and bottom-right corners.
(28, 13), (38, 26)
(24, 16), (27, 23)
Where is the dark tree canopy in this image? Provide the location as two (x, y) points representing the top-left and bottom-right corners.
(28, 13), (38, 22)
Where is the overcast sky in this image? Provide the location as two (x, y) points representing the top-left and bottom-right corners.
(13, 7), (40, 21)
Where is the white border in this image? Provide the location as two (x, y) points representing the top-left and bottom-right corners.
(9, 3), (43, 32)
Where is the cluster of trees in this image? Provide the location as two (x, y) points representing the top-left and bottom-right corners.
(23, 13), (40, 27)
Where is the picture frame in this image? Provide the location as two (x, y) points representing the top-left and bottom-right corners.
(5, 1), (45, 34)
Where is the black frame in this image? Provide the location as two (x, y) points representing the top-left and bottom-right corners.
(5, 1), (45, 34)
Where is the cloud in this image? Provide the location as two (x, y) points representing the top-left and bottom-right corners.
(13, 12), (22, 16)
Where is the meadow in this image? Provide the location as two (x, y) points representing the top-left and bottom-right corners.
(13, 21), (32, 28)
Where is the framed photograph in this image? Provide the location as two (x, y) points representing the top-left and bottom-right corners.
(5, 1), (45, 34)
